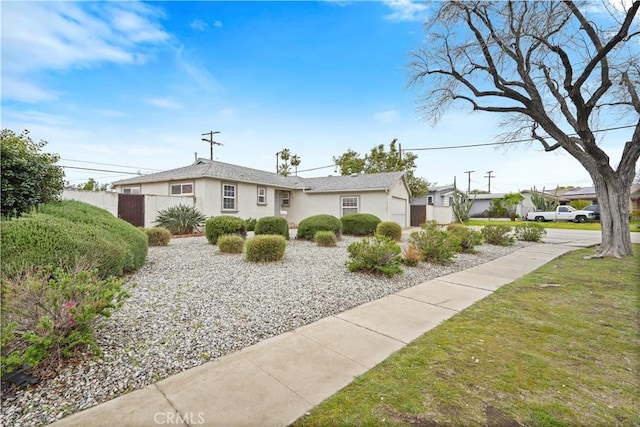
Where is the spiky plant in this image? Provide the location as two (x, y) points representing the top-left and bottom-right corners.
(531, 186), (559, 211)
(451, 180), (475, 223)
(155, 204), (206, 235)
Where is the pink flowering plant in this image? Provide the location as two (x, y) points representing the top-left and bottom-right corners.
(1, 268), (130, 377)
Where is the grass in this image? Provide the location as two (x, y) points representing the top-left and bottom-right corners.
(467, 219), (640, 231)
(294, 245), (640, 426)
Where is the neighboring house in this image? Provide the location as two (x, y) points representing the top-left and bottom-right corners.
(631, 184), (640, 211)
(111, 158), (411, 227)
(561, 185), (640, 211)
(411, 184), (456, 207)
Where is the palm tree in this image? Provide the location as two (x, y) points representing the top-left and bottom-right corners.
(290, 155), (301, 176)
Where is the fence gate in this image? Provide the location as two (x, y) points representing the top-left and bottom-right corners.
(118, 194), (145, 227)
(410, 205), (426, 227)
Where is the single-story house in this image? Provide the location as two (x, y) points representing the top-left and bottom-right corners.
(112, 158), (411, 227)
(411, 184), (456, 207)
(561, 184), (640, 211)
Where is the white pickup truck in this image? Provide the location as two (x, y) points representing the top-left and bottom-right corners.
(526, 205), (596, 223)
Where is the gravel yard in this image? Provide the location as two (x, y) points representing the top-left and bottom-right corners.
(1, 233), (532, 426)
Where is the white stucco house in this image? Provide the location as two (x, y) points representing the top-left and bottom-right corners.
(111, 159), (411, 227)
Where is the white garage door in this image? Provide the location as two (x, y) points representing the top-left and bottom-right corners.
(391, 197), (407, 227)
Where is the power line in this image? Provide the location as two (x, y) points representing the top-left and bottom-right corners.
(60, 158), (162, 172)
(59, 165), (144, 175)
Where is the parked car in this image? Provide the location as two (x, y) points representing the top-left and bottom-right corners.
(583, 204), (600, 220)
(525, 205), (595, 223)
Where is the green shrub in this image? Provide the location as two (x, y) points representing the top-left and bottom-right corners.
(206, 216), (247, 245)
(314, 231), (337, 247)
(447, 223), (483, 253)
(246, 235), (287, 262)
(482, 224), (515, 246)
(630, 210), (640, 221)
(410, 222), (457, 265)
(217, 234), (245, 254)
(297, 214), (342, 240)
(254, 216), (289, 240)
(376, 221), (402, 241)
(514, 223), (547, 242)
(245, 217), (258, 232)
(1, 268), (129, 376)
(341, 213), (381, 236)
(144, 227), (171, 246)
(1, 201), (147, 279)
(569, 199), (590, 210)
(155, 204), (206, 235)
(346, 236), (403, 277)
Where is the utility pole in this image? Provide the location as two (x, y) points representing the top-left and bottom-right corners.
(275, 151), (281, 173)
(484, 170), (495, 193)
(201, 131), (222, 160)
(464, 170), (474, 194)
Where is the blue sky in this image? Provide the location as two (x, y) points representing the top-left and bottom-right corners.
(1, 1), (634, 193)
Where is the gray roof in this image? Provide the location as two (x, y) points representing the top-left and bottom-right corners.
(563, 187), (595, 197)
(113, 159), (406, 193)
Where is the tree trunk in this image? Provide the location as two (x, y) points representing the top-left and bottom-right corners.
(591, 171), (633, 257)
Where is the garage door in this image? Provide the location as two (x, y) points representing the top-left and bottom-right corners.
(391, 197), (407, 227)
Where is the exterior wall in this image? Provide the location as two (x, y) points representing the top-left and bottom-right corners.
(426, 205), (455, 224)
(287, 191), (391, 226)
(62, 189), (119, 216)
(144, 195), (197, 229)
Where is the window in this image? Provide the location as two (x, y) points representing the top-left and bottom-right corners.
(281, 191), (290, 208)
(427, 196), (433, 205)
(122, 186), (141, 195)
(170, 182), (194, 196)
(257, 187), (267, 205)
(341, 196), (359, 216)
(559, 206), (569, 212)
(222, 183), (236, 211)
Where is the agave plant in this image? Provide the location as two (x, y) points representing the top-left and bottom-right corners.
(154, 204), (207, 235)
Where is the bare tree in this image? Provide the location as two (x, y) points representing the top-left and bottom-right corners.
(410, 0), (640, 257)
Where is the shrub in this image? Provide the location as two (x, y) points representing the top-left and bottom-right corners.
(205, 216), (247, 245)
(570, 199), (590, 210)
(1, 201), (147, 279)
(341, 213), (381, 236)
(446, 223), (483, 253)
(630, 210), (640, 221)
(314, 231), (337, 247)
(254, 216), (289, 240)
(514, 223), (547, 242)
(245, 217), (258, 232)
(246, 235), (287, 262)
(297, 214), (342, 240)
(482, 224), (515, 246)
(155, 204), (206, 235)
(410, 222), (457, 265)
(1, 268), (129, 376)
(346, 236), (403, 277)
(376, 221), (402, 242)
(217, 234), (245, 254)
(402, 244), (422, 267)
(145, 227), (171, 246)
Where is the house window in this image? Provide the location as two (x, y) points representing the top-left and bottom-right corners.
(170, 182), (194, 196)
(122, 186), (141, 194)
(257, 187), (267, 205)
(281, 191), (290, 208)
(341, 196), (359, 215)
(222, 183), (237, 211)
(427, 196), (433, 205)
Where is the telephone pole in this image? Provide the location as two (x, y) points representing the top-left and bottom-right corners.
(201, 131), (222, 160)
(484, 170), (495, 193)
(464, 170), (474, 194)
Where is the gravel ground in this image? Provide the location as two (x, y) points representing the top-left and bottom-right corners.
(1, 233), (533, 426)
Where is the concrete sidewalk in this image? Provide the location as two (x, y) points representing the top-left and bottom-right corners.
(50, 230), (635, 427)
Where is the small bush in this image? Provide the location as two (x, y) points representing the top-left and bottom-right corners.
(205, 216), (247, 245)
(341, 213), (381, 236)
(144, 227), (171, 246)
(402, 244), (422, 267)
(410, 222), (457, 265)
(246, 235), (287, 262)
(630, 210), (640, 221)
(245, 217), (258, 232)
(1, 268), (129, 376)
(255, 216), (289, 240)
(346, 236), (403, 277)
(217, 234), (245, 254)
(482, 224), (514, 246)
(446, 223), (483, 253)
(155, 204), (206, 235)
(376, 221), (402, 242)
(297, 214), (342, 240)
(570, 199), (590, 210)
(514, 223), (547, 242)
(314, 231), (337, 247)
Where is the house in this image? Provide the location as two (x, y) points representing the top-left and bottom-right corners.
(111, 159), (411, 227)
(561, 185), (640, 211)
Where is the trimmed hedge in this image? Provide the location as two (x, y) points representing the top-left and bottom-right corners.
(1, 200), (148, 279)
(205, 216), (247, 245)
(297, 214), (342, 240)
(314, 231), (338, 247)
(376, 221), (402, 241)
(145, 227), (171, 246)
(217, 234), (245, 254)
(246, 235), (287, 262)
(341, 213), (381, 236)
(254, 216), (289, 240)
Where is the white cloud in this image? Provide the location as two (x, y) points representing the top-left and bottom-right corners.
(146, 97), (182, 109)
(6, 109), (72, 126)
(373, 110), (400, 123)
(174, 45), (220, 92)
(126, 146), (172, 156)
(1, 77), (59, 103)
(383, 0), (429, 22)
(213, 20), (223, 28)
(189, 19), (209, 31)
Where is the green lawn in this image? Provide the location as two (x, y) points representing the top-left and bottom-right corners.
(294, 245), (640, 426)
(467, 219), (640, 231)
